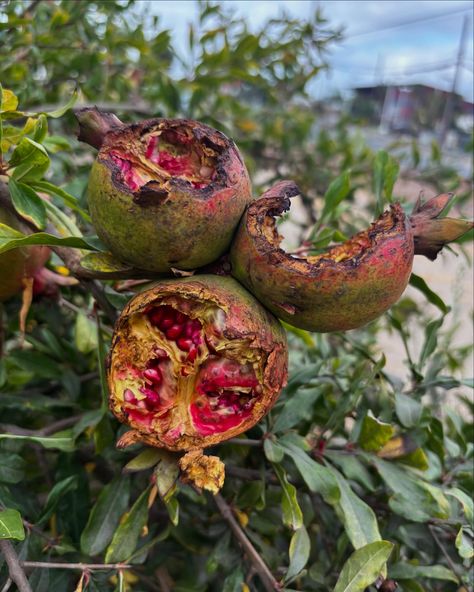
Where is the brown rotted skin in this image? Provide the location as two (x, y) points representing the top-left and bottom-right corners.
(230, 181), (415, 332)
(0, 205), (50, 303)
(108, 275), (288, 451)
(86, 117), (252, 273)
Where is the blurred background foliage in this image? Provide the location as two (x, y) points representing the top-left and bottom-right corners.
(0, 1), (472, 591)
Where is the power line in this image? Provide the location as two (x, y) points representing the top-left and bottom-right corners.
(342, 5), (472, 39)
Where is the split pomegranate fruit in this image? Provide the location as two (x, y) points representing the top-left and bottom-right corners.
(230, 181), (473, 332)
(108, 275), (288, 451)
(76, 109), (252, 272)
(0, 202), (50, 302)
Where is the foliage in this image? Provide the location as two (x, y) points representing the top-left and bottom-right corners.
(0, 2), (473, 592)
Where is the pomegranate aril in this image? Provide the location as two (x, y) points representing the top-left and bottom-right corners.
(143, 367), (162, 384)
(148, 308), (163, 326)
(175, 311), (186, 324)
(166, 324), (183, 340)
(187, 347), (198, 363)
(124, 388), (137, 403)
(177, 338), (193, 351)
(160, 317), (174, 330)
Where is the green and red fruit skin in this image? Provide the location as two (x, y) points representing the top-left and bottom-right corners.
(107, 274), (288, 451)
(79, 112), (252, 273)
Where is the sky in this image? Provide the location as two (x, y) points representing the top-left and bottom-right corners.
(145, 0), (474, 102)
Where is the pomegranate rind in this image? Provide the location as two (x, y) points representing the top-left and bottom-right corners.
(230, 181), (415, 332)
(178, 450), (225, 494)
(87, 118), (252, 272)
(0, 205), (50, 303)
(108, 275), (288, 451)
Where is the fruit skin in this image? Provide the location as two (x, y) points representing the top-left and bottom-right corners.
(230, 180), (415, 332)
(108, 274), (288, 451)
(81, 114), (252, 272)
(0, 205), (50, 303)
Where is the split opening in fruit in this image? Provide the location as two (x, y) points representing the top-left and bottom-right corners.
(105, 122), (220, 193)
(109, 298), (264, 446)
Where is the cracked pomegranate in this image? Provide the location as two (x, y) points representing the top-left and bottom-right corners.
(230, 181), (473, 332)
(108, 275), (288, 450)
(0, 204), (50, 302)
(76, 109), (252, 272)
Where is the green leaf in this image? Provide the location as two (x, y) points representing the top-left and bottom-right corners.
(0, 225), (97, 255)
(373, 150), (399, 215)
(279, 440), (339, 503)
(272, 463), (303, 530)
(8, 179), (47, 230)
(0, 509), (25, 540)
(389, 563), (458, 583)
(80, 476), (131, 556)
(418, 317), (444, 370)
(80, 252), (134, 274)
(334, 541), (393, 592)
(29, 180), (90, 220)
(395, 393), (422, 428)
(39, 475), (78, 524)
(320, 171), (351, 222)
(153, 451), (179, 502)
(75, 313), (98, 355)
(124, 448), (162, 472)
(285, 526), (310, 584)
(9, 137), (50, 181)
(455, 526), (473, 559)
(0, 432), (75, 452)
(409, 274), (449, 314)
(105, 486), (150, 563)
(358, 414), (394, 452)
(0, 453), (25, 484)
(446, 488), (473, 525)
(273, 386), (322, 433)
(328, 466), (382, 549)
(43, 199), (82, 238)
(0, 88), (19, 112)
(33, 114), (48, 143)
(264, 438), (284, 463)
(41, 89), (78, 118)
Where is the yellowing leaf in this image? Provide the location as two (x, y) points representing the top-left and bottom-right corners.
(1, 89), (19, 112)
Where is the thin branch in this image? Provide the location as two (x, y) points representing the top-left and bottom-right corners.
(0, 414), (85, 438)
(0, 540), (32, 592)
(226, 438), (263, 447)
(0, 577), (12, 592)
(214, 494), (281, 592)
(428, 524), (462, 581)
(20, 561), (131, 571)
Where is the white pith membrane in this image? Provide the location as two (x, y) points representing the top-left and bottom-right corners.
(109, 296), (266, 447)
(105, 125), (220, 193)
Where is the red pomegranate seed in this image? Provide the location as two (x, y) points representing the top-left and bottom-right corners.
(160, 317), (174, 330)
(177, 338), (192, 351)
(148, 308), (163, 325)
(187, 347), (198, 363)
(143, 367), (162, 384)
(175, 311), (186, 324)
(145, 136), (157, 159)
(166, 324), (183, 340)
(124, 388), (137, 403)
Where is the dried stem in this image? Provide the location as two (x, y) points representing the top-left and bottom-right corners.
(0, 540), (33, 592)
(214, 494), (281, 592)
(428, 524), (462, 581)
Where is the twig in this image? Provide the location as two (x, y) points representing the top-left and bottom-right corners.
(0, 413), (85, 438)
(0, 540), (32, 592)
(155, 566), (173, 592)
(428, 524), (462, 581)
(0, 577), (12, 592)
(214, 494), (281, 592)
(20, 561), (131, 571)
(226, 438), (263, 447)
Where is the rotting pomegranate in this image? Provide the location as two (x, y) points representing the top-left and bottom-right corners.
(230, 181), (473, 332)
(76, 109), (252, 273)
(108, 275), (288, 451)
(0, 203), (50, 303)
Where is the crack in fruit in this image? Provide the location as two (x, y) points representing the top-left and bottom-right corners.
(108, 275), (288, 451)
(107, 126), (217, 193)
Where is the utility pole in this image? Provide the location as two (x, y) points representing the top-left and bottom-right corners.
(439, 15), (470, 147)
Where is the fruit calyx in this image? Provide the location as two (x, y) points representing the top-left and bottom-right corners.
(410, 192), (474, 260)
(230, 180), (414, 332)
(108, 275), (287, 451)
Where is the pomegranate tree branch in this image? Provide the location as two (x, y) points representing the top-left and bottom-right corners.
(20, 561), (131, 571)
(0, 540), (32, 592)
(214, 494), (281, 592)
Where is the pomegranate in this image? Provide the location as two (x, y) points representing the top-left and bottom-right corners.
(230, 181), (473, 332)
(108, 275), (287, 451)
(0, 204), (50, 303)
(76, 109), (252, 272)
